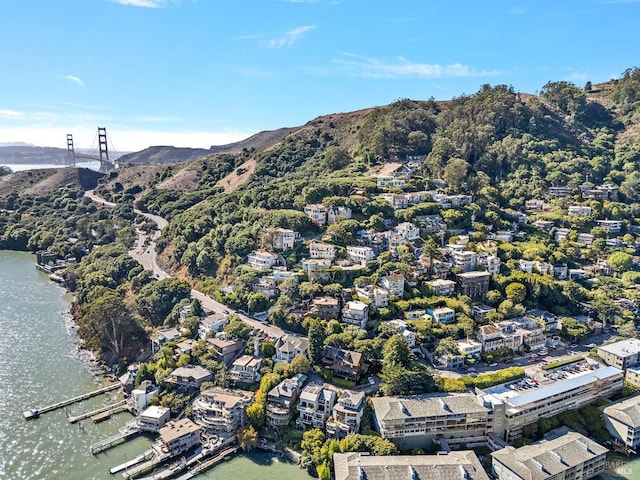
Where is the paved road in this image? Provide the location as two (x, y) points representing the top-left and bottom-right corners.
(84, 190), (291, 340)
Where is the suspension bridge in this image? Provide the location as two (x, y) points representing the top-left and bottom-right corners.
(66, 127), (121, 171)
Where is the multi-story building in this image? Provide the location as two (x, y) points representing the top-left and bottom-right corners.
(486, 255), (501, 275)
(309, 296), (341, 320)
(334, 451), (490, 480)
(156, 419), (201, 456)
(512, 317), (547, 351)
(454, 251), (478, 272)
(525, 199), (552, 211)
(271, 228), (298, 250)
(625, 367), (640, 388)
(548, 185), (572, 197)
(597, 219), (624, 233)
(273, 334), (309, 363)
(341, 300), (369, 329)
(138, 405), (171, 432)
(576, 233), (595, 246)
(426, 307), (456, 324)
(491, 428), (607, 480)
(266, 373), (307, 427)
(355, 284), (389, 307)
(603, 394), (640, 454)
(554, 228), (571, 242)
(192, 387), (254, 438)
(457, 339), (483, 359)
(498, 321), (524, 351)
(371, 393), (493, 450)
(304, 204), (329, 226)
(580, 183), (618, 201)
(326, 389), (366, 437)
(322, 346), (364, 381)
(308, 241), (336, 259)
(297, 384), (337, 429)
(417, 214), (447, 233)
(568, 205), (593, 217)
(456, 271), (490, 302)
(252, 277), (277, 298)
(198, 312), (228, 339)
(229, 355), (263, 384)
(346, 245), (375, 265)
(377, 176), (406, 188)
(425, 279), (456, 296)
(394, 222), (420, 241)
(480, 366), (623, 441)
(247, 250), (280, 271)
(301, 258), (332, 276)
(379, 193), (409, 210)
(597, 338), (640, 369)
(327, 206), (352, 225)
(207, 337), (245, 366)
(387, 232), (408, 252)
(477, 324), (504, 352)
(380, 273), (405, 297)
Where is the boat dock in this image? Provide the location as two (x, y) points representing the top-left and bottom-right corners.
(67, 399), (129, 424)
(121, 451), (171, 479)
(108, 448), (155, 474)
(23, 383), (121, 419)
(90, 422), (142, 454)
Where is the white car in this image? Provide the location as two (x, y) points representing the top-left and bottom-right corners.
(368, 376), (376, 386)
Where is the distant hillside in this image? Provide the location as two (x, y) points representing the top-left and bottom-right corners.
(0, 167), (103, 197)
(0, 145), (70, 165)
(117, 127), (297, 166)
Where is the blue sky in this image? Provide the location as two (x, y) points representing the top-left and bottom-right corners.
(1, 0), (639, 152)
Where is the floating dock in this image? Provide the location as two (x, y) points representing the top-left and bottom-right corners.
(23, 383), (120, 419)
(108, 448), (156, 474)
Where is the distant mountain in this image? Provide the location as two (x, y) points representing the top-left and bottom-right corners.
(117, 127), (297, 166)
(0, 144), (70, 164)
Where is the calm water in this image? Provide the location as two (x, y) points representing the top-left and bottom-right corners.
(2, 161), (102, 172)
(0, 251), (308, 480)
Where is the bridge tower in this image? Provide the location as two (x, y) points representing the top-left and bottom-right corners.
(97, 127), (119, 169)
(66, 134), (75, 166)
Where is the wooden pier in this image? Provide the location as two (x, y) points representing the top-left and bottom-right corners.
(90, 423), (142, 454)
(108, 448), (156, 474)
(23, 383), (120, 419)
(67, 399), (129, 424)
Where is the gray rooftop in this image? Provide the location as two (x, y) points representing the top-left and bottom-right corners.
(603, 394), (640, 428)
(491, 430), (608, 480)
(371, 393), (489, 422)
(501, 366), (622, 408)
(334, 451), (490, 480)
(598, 338), (640, 358)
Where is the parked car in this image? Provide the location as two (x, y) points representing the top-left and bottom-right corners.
(368, 376), (376, 386)
(489, 362), (498, 367)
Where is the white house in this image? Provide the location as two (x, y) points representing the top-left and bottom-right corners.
(342, 301), (369, 329)
(247, 250), (279, 271)
(568, 205), (592, 217)
(309, 241), (336, 260)
(394, 222), (420, 241)
(346, 246), (375, 265)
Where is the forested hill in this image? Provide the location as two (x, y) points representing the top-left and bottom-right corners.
(2, 68), (640, 286)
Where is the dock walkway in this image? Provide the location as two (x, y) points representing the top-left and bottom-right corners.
(90, 422), (142, 454)
(108, 448), (155, 474)
(23, 383), (120, 419)
(67, 399), (128, 424)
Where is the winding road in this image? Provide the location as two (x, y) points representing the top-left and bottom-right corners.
(84, 190), (288, 339)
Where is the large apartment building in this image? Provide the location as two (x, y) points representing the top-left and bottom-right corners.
(491, 428), (608, 480)
(192, 387), (254, 439)
(371, 393), (493, 450)
(597, 338), (640, 369)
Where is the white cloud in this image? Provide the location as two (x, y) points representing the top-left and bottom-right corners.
(0, 109), (25, 119)
(110, 0), (167, 7)
(564, 71), (589, 83)
(268, 25), (317, 48)
(63, 75), (85, 87)
(333, 53), (501, 79)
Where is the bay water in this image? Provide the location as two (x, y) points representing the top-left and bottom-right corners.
(0, 251), (308, 479)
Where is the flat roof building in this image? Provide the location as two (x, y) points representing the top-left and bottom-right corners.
(334, 451), (490, 480)
(597, 338), (640, 369)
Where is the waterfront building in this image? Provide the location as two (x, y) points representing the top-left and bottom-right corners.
(334, 451), (490, 480)
(371, 393), (492, 450)
(193, 387), (254, 438)
(603, 394), (640, 452)
(156, 418), (201, 456)
(297, 384), (337, 429)
(326, 389), (366, 437)
(491, 428), (608, 480)
(139, 405), (171, 432)
(131, 380), (160, 414)
(266, 374), (307, 427)
(597, 338), (640, 369)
